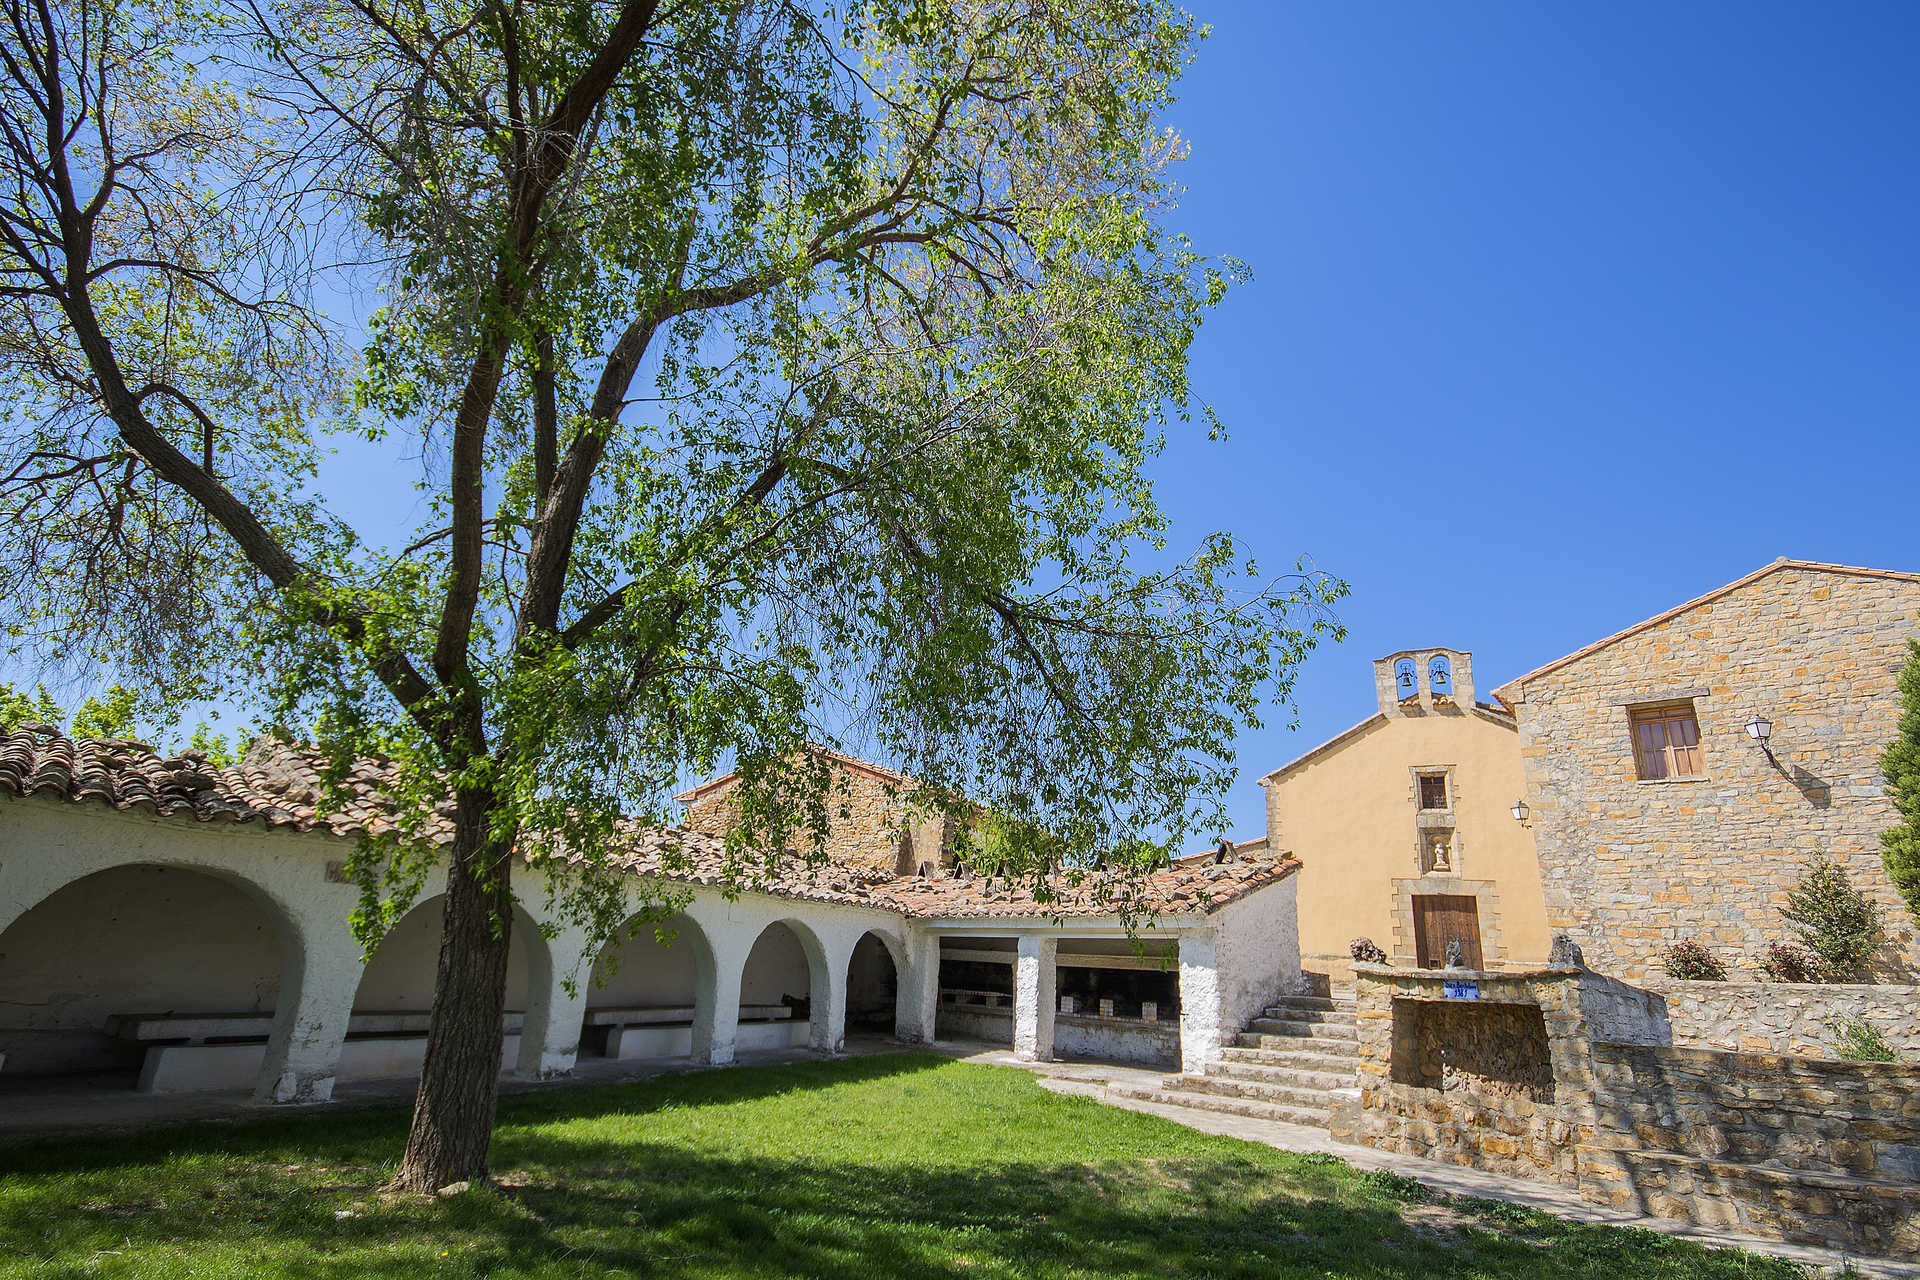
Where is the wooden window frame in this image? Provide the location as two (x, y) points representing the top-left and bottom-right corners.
(1417, 773), (1449, 811)
(1629, 700), (1706, 780)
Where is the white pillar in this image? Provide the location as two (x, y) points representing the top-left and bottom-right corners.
(895, 930), (941, 1043)
(695, 936), (745, 1065)
(1177, 931), (1223, 1075)
(1013, 934), (1057, 1062)
(255, 915), (361, 1103)
(811, 930), (851, 1055)
(514, 922), (594, 1080)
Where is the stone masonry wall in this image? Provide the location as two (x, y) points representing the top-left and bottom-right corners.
(1353, 965), (1592, 1186)
(1580, 1043), (1920, 1256)
(681, 759), (951, 876)
(1639, 978), (1920, 1058)
(1506, 564), (1920, 982)
(1355, 961), (1920, 1258)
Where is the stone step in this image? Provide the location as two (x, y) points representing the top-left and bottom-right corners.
(1219, 1045), (1360, 1074)
(1204, 1060), (1355, 1093)
(1247, 1017), (1357, 1041)
(1251, 1013), (1359, 1028)
(1166, 1072), (1341, 1112)
(1108, 1083), (1333, 1130)
(1262, 994), (1355, 1014)
(1234, 1031), (1359, 1056)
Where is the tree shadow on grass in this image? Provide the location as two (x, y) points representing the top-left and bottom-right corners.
(0, 1055), (1807, 1280)
(0, 1049), (950, 1176)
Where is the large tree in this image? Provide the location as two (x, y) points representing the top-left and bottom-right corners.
(0, 0), (1343, 1189)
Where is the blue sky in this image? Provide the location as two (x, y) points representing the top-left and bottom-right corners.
(1146, 0), (1920, 838)
(27, 2), (1920, 845)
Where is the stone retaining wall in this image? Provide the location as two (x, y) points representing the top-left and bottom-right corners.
(1581, 1042), (1920, 1255)
(1637, 979), (1920, 1058)
(1352, 963), (1920, 1258)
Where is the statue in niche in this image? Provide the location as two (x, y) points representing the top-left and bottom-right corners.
(1428, 835), (1451, 872)
(1444, 939), (1467, 969)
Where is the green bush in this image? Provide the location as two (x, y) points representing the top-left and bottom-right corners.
(1660, 938), (1727, 981)
(1781, 851), (1884, 981)
(1883, 639), (1920, 928)
(1760, 941), (1819, 983)
(1831, 1016), (1897, 1063)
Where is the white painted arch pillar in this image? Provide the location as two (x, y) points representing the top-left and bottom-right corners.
(513, 918), (596, 1081)
(1177, 929), (1223, 1075)
(1013, 934), (1057, 1062)
(895, 928), (941, 1044)
(254, 906), (361, 1102)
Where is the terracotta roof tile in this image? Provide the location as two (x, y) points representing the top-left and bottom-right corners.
(0, 726), (1298, 920)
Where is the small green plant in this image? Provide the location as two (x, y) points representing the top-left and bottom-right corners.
(1660, 938), (1727, 981)
(1760, 940), (1819, 983)
(1358, 1168), (1432, 1203)
(1781, 850), (1884, 981)
(1883, 639), (1920, 928)
(1831, 1016), (1897, 1063)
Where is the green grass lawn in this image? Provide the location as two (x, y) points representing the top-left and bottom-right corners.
(0, 1054), (1804, 1279)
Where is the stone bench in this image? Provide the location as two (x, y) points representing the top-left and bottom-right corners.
(583, 1004), (803, 1060)
(115, 1009), (533, 1094)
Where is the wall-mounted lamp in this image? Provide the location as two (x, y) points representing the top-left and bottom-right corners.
(1511, 799), (1530, 823)
(1744, 713), (1773, 747)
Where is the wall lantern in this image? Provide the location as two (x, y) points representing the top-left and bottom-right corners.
(1745, 714), (1773, 747)
(1511, 799), (1530, 823)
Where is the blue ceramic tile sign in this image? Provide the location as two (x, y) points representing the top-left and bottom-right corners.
(1442, 979), (1480, 1000)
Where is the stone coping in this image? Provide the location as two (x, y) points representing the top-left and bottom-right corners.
(1352, 962), (1583, 982)
(1640, 978), (1920, 995)
(1593, 1039), (1920, 1080)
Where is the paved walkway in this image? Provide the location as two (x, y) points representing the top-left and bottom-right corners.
(948, 1047), (1918, 1280)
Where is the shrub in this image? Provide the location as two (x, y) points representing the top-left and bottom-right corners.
(1660, 938), (1727, 981)
(1760, 941), (1819, 983)
(1882, 638), (1920, 928)
(1781, 851), (1884, 981)
(1832, 1016), (1897, 1063)
(1348, 937), (1387, 965)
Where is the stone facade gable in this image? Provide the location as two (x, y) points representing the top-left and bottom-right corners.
(677, 752), (955, 877)
(1503, 563), (1920, 981)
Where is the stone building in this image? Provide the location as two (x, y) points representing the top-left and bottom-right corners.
(0, 728), (1301, 1107)
(1260, 648), (1551, 980)
(1494, 558), (1920, 982)
(677, 747), (955, 877)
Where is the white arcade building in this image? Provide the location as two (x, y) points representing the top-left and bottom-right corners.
(0, 727), (1301, 1105)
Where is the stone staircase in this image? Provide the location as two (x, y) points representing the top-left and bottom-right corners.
(1110, 990), (1360, 1130)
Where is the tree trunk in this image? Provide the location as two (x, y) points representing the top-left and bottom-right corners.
(391, 789), (517, 1192)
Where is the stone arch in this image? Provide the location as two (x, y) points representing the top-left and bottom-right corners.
(743, 917), (833, 1052)
(351, 893), (546, 1016)
(0, 862), (297, 1080)
(1394, 657), (1418, 700)
(845, 929), (902, 1036)
(582, 910), (718, 1061)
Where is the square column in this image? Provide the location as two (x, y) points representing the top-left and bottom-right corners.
(695, 945), (744, 1066)
(810, 940), (848, 1055)
(256, 925), (362, 1103)
(1013, 935), (1057, 1062)
(895, 930), (942, 1043)
(514, 923), (595, 1080)
(1177, 931), (1222, 1075)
